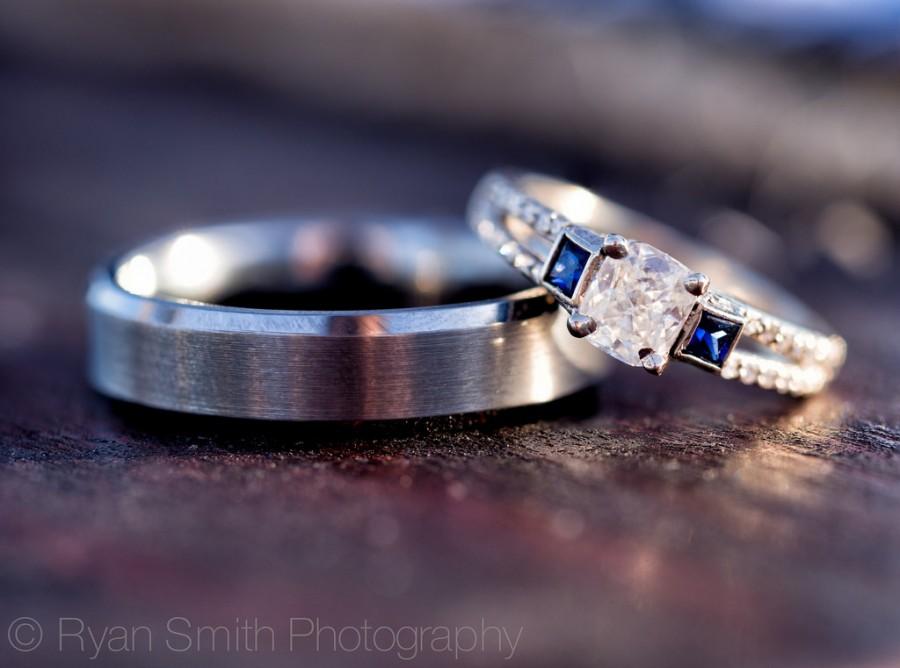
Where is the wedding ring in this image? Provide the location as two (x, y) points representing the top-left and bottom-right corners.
(87, 218), (607, 420)
(469, 171), (846, 396)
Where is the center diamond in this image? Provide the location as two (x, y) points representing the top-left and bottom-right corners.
(580, 241), (697, 366)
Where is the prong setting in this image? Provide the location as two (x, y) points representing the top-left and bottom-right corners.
(474, 172), (846, 395)
(639, 349), (668, 376)
(567, 312), (597, 338)
(601, 234), (629, 259)
(683, 272), (710, 296)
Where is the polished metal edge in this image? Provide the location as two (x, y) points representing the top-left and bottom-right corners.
(87, 221), (607, 420)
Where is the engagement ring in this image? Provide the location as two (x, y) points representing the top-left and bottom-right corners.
(469, 172), (846, 396)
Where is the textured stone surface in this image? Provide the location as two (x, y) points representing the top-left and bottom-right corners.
(583, 242), (697, 366)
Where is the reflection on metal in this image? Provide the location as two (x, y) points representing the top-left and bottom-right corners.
(557, 186), (601, 224)
(529, 327), (559, 404)
(411, 248), (443, 298)
(164, 233), (222, 297)
(115, 254), (157, 297)
(91, 219), (608, 420)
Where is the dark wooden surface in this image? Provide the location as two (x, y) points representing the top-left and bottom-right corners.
(1, 67), (899, 668)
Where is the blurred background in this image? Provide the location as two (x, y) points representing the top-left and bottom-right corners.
(2, 2), (900, 667)
(2, 0), (898, 286)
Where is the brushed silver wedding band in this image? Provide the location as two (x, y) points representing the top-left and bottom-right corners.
(86, 218), (607, 420)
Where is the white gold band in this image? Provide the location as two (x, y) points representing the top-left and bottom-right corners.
(87, 218), (608, 420)
(469, 171), (846, 396)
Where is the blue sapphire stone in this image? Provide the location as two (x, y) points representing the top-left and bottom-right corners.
(545, 236), (591, 298)
(683, 311), (743, 367)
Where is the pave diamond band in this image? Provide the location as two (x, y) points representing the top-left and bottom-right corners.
(468, 171), (846, 396)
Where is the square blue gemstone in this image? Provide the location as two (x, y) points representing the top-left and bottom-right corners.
(683, 311), (743, 368)
(545, 236), (591, 298)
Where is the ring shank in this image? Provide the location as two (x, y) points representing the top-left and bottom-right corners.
(513, 174), (832, 333)
(469, 172), (845, 396)
(88, 218), (608, 420)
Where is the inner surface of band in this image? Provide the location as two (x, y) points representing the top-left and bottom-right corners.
(90, 217), (607, 419)
(114, 218), (532, 309)
(513, 173), (830, 332)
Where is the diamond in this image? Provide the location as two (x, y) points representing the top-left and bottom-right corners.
(681, 311), (743, 368)
(580, 241), (697, 366)
(544, 236), (592, 299)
